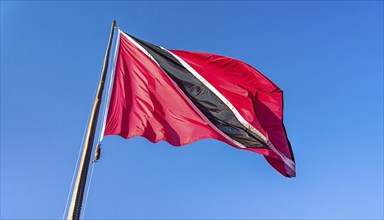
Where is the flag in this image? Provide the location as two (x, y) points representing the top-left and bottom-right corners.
(102, 30), (296, 177)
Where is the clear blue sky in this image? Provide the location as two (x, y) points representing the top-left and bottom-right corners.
(1, 1), (383, 219)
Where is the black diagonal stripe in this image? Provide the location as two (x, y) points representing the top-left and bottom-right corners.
(128, 33), (268, 149)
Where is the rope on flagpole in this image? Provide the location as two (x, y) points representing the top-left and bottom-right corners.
(79, 28), (119, 216)
(62, 41), (108, 217)
(67, 20), (116, 220)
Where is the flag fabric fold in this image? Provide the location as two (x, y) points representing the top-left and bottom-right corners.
(102, 30), (296, 177)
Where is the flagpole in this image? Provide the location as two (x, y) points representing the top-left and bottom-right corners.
(67, 20), (116, 220)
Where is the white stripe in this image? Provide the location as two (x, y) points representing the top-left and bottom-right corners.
(165, 49), (296, 171)
(99, 30), (121, 142)
(120, 32), (247, 149)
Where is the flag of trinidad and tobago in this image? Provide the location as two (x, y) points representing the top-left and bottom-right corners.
(102, 30), (296, 177)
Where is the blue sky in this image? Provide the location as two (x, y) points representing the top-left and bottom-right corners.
(1, 1), (383, 219)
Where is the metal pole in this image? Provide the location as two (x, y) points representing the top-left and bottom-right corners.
(67, 20), (116, 220)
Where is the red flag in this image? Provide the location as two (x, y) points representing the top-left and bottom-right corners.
(102, 31), (295, 177)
